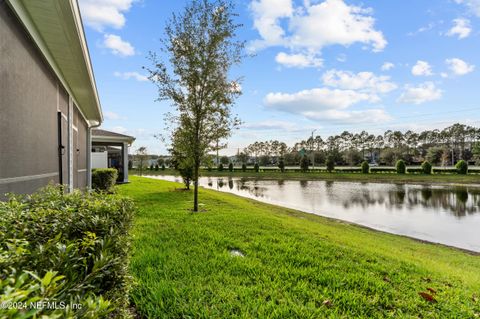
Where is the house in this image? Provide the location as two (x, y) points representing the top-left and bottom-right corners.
(91, 129), (135, 183)
(0, 0), (103, 196)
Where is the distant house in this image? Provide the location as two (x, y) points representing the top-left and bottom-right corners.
(91, 129), (135, 183)
(0, 0), (103, 195)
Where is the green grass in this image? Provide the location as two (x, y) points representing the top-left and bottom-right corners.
(119, 176), (480, 318)
(132, 168), (480, 186)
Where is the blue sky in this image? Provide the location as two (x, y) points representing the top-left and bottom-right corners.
(79, 0), (480, 155)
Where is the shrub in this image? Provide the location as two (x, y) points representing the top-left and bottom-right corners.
(92, 168), (118, 192)
(396, 160), (406, 174)
(326, 156), (335, 173)
(228, 163), (234, 172)
(361, 161), (369, 174)
(155, 164), (159, 171)
(150, 164), (154, 170)
(218, 164), (224, 172)
(242, 163), (247, 172)
(300, 156), (309, 172)
(161, 164), (166, 170)
(128, 160), (133, 170)
(0, 186), (135, 318)
(421, 161), (432, 174)
(456, 160), (468, 175)
(254, 163), (260, 173)
(278, 160), (285, 173)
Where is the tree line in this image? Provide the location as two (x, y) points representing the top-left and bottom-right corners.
(238, 123), (480, 167)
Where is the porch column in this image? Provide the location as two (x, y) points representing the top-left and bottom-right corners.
(123, 142), (129, 183)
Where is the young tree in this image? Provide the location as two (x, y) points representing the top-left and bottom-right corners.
(135, 146), (148, 176)
(147, 0), (244, 211)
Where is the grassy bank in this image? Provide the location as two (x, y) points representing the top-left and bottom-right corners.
(131, 168), (480, 186)
(119, 176), (480, 318)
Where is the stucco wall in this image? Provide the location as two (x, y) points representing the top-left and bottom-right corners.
(0, 3), (89, 196)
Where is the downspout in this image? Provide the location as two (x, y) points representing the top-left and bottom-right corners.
(86, 121), (101, 190)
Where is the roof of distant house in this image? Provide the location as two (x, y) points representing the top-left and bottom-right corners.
(92, 129), (135, 144)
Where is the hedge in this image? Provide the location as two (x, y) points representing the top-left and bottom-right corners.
(370, 167), (397, 173)
(92, 168), (118, 192)
(407, 168), (424, 174)
(0, 186), (135, 318)
(432, 168), (460, 174)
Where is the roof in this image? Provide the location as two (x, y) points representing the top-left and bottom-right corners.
(92, 129), (136, 144)
(6, 0), (102, 124)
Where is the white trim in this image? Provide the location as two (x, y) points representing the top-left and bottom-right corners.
(77, 169), (87, 173)
(92, 136), (136, 144)
(0, 173), (58, 185)
(68, 97), (74, 193)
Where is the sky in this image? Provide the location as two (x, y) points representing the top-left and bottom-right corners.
(78, 0), (480, 155)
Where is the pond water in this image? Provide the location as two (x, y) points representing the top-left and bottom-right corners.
(147, 175), (480, 252)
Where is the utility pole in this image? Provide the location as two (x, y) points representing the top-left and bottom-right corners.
(311, 129), (317, 170)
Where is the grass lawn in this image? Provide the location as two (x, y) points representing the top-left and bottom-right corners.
(119, 176), (480, 318)
(132, 169), (480, 186)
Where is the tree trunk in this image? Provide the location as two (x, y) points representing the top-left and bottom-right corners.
(193, 161), (199, 212)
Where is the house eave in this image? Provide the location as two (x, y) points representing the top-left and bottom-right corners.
(6, 0), (103, 125)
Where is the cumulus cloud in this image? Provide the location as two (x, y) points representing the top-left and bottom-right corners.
(249, 0), (386, 67)
(275, 52), (323, 68)
(397, 82), (442, 104)
(381, 62), (395, 71)
(114, 71), (148, 81)
(79, 0), (136, 31)
(411, 60), (433, 76)
(264, 88), (389, 123)
(446, 18), (472, 39)
(242, 120), (298, 131)
(321, 69), (397, 95)
(454, 0), (480, 17)
(446, 58), (475, 75)
(103, 34), (135, 56)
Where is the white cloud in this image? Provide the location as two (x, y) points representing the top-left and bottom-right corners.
(114, 71), (148, 81)
(446, 18), (472, 39)
(103, 34), (135, 56)
(275, 52), (323, 68)
(445, 58), (475, 75)
(264, 87), (389, 123)
(454, 0), (480, 17)
(104, 111), (127, 120)
(242, 120), (298, 131)
(411, 60), (433, 76)
(322, 69), (397, 94)
(79, 0), (136, 31)
(250, 0), (386, 67)
(397, 82), (442, 104)
(381, 62), (395, 71)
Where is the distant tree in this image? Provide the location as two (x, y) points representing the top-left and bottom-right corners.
(396, 160), (406, 174)
(425, 147), (444, 165)
(456, 160), (468, 174)
(278, 159), (285, 173)
(155, 164), (159, 171)
(157, 158), (165, 166)
(241, 163), (247, 172)
(146, 0), (244, 212)
(237, 151), (249, 164)
(128, 160), (133, 170)
(300, 155), (309, 172)
(421, 161), (432, 175)
(254, 163), (259, 173)
(135, 146), (148, 176)
(259, 155), (270, 166)
(473, 142), (480, 165)
(150, 164), (154, 171)
(218, 163), (224, 171)
(326, 155), (335, 173)
(220, 156), (230, 165)
(228, 162), (233, 172)
(361, 161), (369, 174)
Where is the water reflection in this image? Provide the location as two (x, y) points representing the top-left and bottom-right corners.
(147, 175), (480, 251)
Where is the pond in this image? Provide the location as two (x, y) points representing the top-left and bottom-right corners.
(147, 175), (480, 252)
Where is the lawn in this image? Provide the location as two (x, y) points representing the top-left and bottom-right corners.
(132, 168), (480, 186)
(119, 176), (480, 318)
